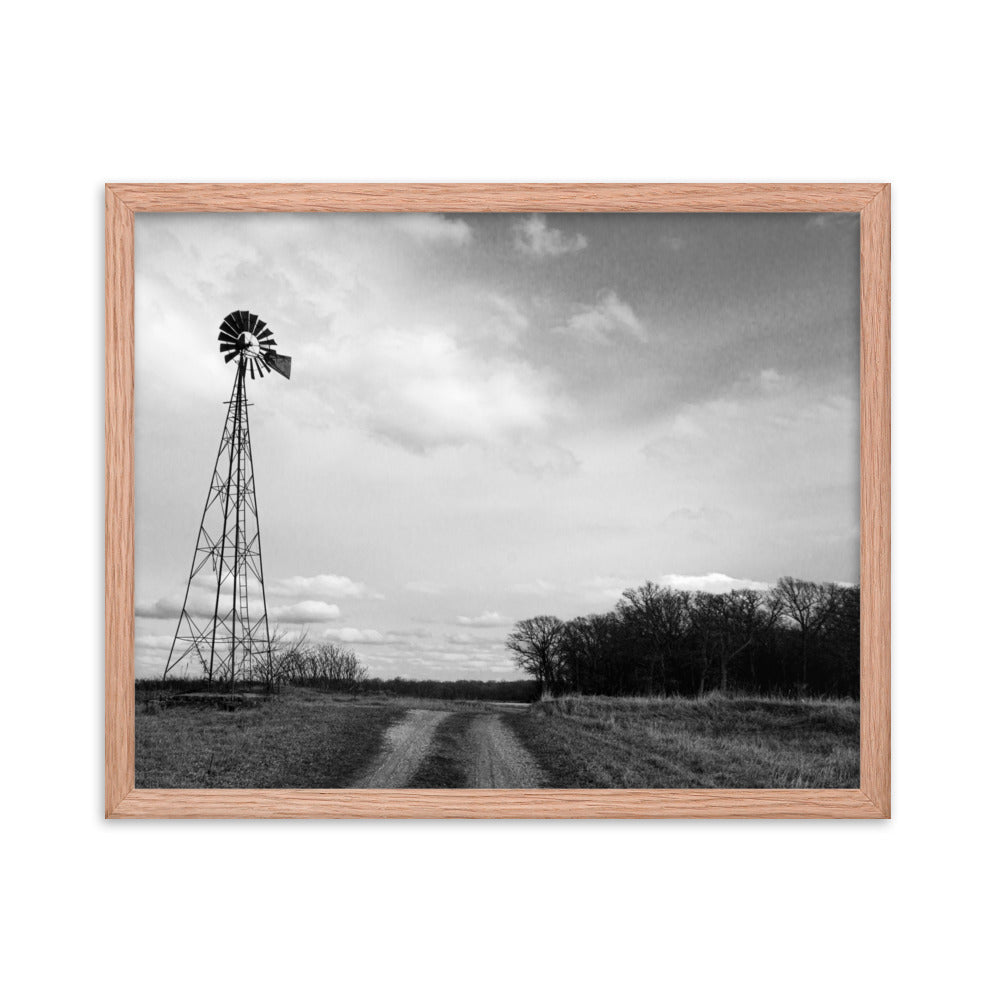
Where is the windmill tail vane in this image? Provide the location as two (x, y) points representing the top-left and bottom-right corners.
(163, 312), (292, 689)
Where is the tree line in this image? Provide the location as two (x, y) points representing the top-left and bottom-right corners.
(144, 640), (538, 703)
(265, 639), (369, 691)
(347, 677), (537, 702)
(180, 637), (373, 693)
(505, 577), (860, 699)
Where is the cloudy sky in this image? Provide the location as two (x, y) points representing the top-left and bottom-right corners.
(134, 211), (859, 680)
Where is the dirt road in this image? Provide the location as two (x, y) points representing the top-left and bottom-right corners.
(468, 713), (543, 788)
(354, 709), (448, 788)
(353, 706), (543, 788)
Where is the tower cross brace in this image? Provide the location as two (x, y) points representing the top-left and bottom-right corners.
(163, 357), (275, 688)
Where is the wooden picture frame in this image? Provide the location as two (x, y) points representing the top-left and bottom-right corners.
(106, 183), (890, 818)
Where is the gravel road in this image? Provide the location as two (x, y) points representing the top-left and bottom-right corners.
(354, 709), (449, 788)
(468, 713), (543, 788)
(354, 706), (543, 789)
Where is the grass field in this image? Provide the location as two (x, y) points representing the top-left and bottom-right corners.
(136, 687), (406, 788)
(136, 686), (859, 789)
(506, 694), (860, 788)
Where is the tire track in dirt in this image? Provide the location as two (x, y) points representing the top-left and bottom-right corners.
(469, 713), (543, 788)
(354, 709), (450, 788)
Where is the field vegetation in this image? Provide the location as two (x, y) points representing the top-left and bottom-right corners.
(507, 693), (859, 788)
(136, 686), (405, 788)
(136, 684), (858, 788)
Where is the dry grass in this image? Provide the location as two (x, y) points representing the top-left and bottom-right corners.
(136, 687), (858, 790)
(136, 686), (406, 788)
(321, 693), (505, 714)
(406, 712), (477, 788)
(506, 693), (859, 788)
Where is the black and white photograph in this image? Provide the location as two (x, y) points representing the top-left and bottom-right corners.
(15, 2), (1000, 996)
(134, 210), (861, 790)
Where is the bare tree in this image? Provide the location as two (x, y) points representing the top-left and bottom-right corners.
(506, 616), (564, 694)
(683, 592), (720, 695)
(306, 643), (368, 686)
(828, 584), (861, 695)
(617, 582), (687, 693)
(773, 577), (838, 689)
(559, 614), (617, 694)
(695, 589), (776, 693)
(254, 628), (307, 693)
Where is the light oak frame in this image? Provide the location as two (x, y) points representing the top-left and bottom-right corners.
(106, 184), (890, 818)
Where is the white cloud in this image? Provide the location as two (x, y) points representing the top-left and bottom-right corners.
(272, 574), (383, 601)
(579, 576), (635, 604)
(483, 293), (530, 344)
(657, 572), (771, 593)
(662, 413), (705, 440)
(320, 627), (429, 645)
(135, 634), (175, 651)
(511, 579), (558, 596)
(506, 441), (580, 477)
(444, 633), (480, 645)
(643, 372), (856, 498)
(456, 611), (511, 627)
(664, 506), (730, 523)
(419, 660), (518, 676)
(512, 215), (587, 256)
(404, 580), (446, 595)
(271, 600), (342, 623)
(136, 596), (184, 620)
(385, 214), (472, 245)
(576, 571), (770, 604)
(383, 627), (431, 641)
(322, 627), (386, 644)
(136, 586), (250, 621)
(559, 291), (646, 344)
(134, 633), (179, 678)
(488, 293), (529, 330)
(314, 324), (560, 451)
(138, 578), (363, 625)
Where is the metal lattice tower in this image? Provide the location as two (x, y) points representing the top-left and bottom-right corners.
(164, 311), (292, 687)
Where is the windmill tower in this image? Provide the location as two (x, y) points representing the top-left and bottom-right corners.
(163, 311), (292, 688)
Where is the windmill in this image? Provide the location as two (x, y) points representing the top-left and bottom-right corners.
(163, 311), (292, 689)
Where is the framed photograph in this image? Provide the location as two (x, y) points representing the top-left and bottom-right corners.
(106, 183), (889, 818)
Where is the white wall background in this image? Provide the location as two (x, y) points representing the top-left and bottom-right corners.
(2, 2), (996, 996)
